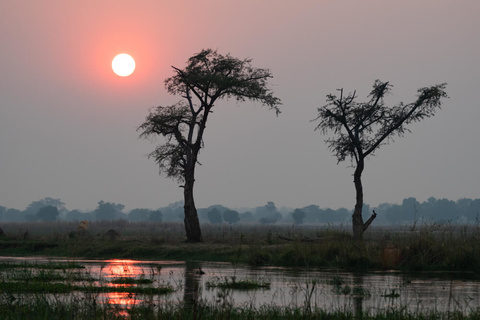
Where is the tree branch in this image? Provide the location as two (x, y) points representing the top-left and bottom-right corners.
(363, 210), (377, 232)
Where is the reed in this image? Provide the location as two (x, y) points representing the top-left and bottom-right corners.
(1, 298), (479, 320)
(1, 221), (480, 272)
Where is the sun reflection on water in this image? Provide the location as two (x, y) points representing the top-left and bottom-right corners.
(104, 259), (139, 279)
(101, 259), (144, 313)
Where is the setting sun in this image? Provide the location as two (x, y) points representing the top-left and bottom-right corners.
(112, 53), (135, 77)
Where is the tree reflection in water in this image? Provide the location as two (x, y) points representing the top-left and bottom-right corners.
(353, 273), (364, 318)
(183, 261), (204, 319)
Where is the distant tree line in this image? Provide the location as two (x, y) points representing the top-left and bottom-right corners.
(1, 197), (479, 226)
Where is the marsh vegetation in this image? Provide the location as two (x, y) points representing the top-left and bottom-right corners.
(1, 221), (480, 272)
(0, 257), (479, 319)
(0, 221), (480, 318)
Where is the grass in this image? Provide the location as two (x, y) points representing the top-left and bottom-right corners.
(0, 261), (85, 270)
(1, 221), (480, 273)
(0, 261), (174, 295)
(0, 229), (479, 319)
(205, 276), (271, 290)
(110, 277), (154, 285)
(0, 299), (479, 320)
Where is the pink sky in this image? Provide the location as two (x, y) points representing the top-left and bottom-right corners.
(1, 1), (479, 211)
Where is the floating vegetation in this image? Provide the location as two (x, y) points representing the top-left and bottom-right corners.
(0, 261), (84, 270)
(0, 261), (174, 296)
(329, 275), (345, 287)
(206, 276), (271, 290)
(382, 289), (401, 298)
(110, 277), (154, 285)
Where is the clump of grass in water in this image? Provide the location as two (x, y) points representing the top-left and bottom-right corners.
(110, 277), (153, 285)
(82, 284), (174, 295)
(0, 261), (174, 295)
(0, 261), (84, 270)
(382, 289), (400, 298)
(329, 275), (345, 287)
(206, 276), (270, 290)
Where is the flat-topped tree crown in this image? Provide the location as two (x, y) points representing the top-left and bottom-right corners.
(165, 49), (281, 115)
(139, 49), (281, 242)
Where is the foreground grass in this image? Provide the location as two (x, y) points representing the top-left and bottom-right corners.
(1, 301), (479, 320)
(0, 221), (480, 272)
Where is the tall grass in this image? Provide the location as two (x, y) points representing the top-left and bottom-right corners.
(1, 221), (480, 272)
(1, 298), (480, 320)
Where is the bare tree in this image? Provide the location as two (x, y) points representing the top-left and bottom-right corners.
(313, 80), (447, 240)
(138, 49), (281, 242)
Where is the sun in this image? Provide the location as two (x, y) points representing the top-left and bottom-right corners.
(112, 53), (135, 77)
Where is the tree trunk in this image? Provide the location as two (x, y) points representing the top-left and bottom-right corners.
(352, 158), (377, 241)
(352, 159), (365, 241)
(183, 172), (203, 242)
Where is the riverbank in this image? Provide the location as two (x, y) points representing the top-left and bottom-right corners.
(0, 221), (479, 272)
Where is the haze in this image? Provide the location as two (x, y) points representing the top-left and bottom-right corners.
(1, 1), (479, 212)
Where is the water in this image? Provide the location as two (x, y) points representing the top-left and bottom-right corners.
(1, 256), (479, 315)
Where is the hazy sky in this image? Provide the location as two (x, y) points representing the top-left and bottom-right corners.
(1, 1), (479, 212)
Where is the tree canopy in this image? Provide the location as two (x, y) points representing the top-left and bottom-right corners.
(139, 49), (281, 182)
(314, 80), (447, 240)
(138, 49), (281, 242)
(37, 206), (59, 221)
(315, 80), (447, 164)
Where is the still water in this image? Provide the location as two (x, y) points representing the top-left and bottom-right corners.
(1, 257), (479, 314)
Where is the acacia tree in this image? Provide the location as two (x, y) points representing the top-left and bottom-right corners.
(138, 49), (281, 242)
(314, 80), (447, 240)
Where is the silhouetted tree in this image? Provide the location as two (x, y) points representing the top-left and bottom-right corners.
(37, 205), (59, 221)
(457, 198), (480, 222)
(291, 209), (306, 225)
(259, 214), (281, 225)
(240, 211), (254, 223)
(149, 210), (163, 222)
(255, 201), (283, 224)
(4, 208), (24, 222)
(161, 201), (184, 222)
(207, 208), (223, 225)
(314, 80), (447, 240)
(95, 201), (125, 221)
(255, 201), (277, 220)
(128, 208), (151, 222)
(0, 206), (5, 221)
(24, 198), (66, 217)
(138, 49), (281, 242)
(382, 203), (404, 225)
(402, 197), (420, 225)
(223, 209), (240, 224)
(198, 205), (229, 223)
(65, 209), (84, 221)
(300, 204), (322, 223)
